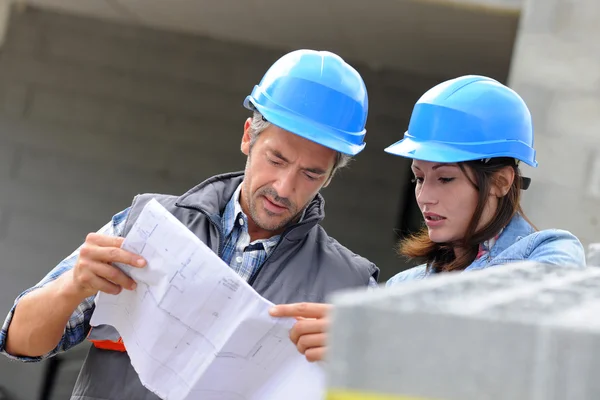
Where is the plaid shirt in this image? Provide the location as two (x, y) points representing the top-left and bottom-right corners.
(1, 185), (375, 362)
(220, 184), (282, 281)
(0, 210), (127, 362)
(475, 229), (504, 261)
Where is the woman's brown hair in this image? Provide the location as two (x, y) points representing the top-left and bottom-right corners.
(398, 157), (536, 273)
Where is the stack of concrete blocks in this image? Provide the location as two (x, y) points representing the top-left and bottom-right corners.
(325, 262), (600, 400)
(586, 244), (600, 266)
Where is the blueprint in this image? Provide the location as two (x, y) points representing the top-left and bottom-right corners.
(91, 199), (325, 400)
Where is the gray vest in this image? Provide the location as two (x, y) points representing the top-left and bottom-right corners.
(71, 172), (379, 400)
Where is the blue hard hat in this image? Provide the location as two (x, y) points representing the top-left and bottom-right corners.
(385, 75), (538, 167)
(244, 49), (369, 156)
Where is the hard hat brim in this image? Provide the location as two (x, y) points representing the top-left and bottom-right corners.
(246, 99), (366, 156)
(385, 135), (538, 167)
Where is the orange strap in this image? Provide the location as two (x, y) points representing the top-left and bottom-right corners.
(87, 331), (127, 352)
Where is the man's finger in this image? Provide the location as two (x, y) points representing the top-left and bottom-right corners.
(86, 233), (125, 249)
(290, 318), (328, 344)
(305, 346), (326, 363)
(269, 302), (331, 319)
(88, 275), (123, 296)
(82, 244), (146, 268)
(89, 261), (138, 291)
(297, 333), (327, 355)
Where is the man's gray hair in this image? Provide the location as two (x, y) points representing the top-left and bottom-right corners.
(248, 111), (352, 183)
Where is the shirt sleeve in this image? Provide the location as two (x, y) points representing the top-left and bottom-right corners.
(0, 208), (130, 362)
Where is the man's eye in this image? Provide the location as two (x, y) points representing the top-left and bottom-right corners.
(269, 159), (282, 166)
(305, 173), (318, 181)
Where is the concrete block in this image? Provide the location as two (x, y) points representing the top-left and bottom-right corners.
(520, 134), (589, 190)
(4, 208), (92, 253)
(43, 31), (267, 93)
(166, 115), (244, 151)
(587, 243), (600, 266)
(165, 142), (245, 181)
(326, 262), (600, 400)
(518, 0), (561, 35)
(0, 54), (245, 119)
(507, 82), (555, 137)
(16, 146), (196, 198)
(0, 116), (172, 173)
(2, 10), (41, 55)
(28, 88), (170, 138)
(521, 180), (598, 245)
(0, 83), (29, 117)
(0, 239), (67, 309)
(510, 33), (600, 93)
(555, 1), (600, 44)
(26, 5), (280, 67)
(547, 95), (600, 144)
(0, 140), (17, 181)
(0, 179), (129, 226)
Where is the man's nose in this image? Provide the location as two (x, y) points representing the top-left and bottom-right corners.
(273, 169), (296, 199)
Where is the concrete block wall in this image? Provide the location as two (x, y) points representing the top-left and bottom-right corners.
(0, 6), (446, 398)
(326, 262), (600, 399)
(508, 0), (600, 247)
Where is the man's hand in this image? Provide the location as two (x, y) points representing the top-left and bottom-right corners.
(269, 302), (331, 362)
(69, 233), (146, 300)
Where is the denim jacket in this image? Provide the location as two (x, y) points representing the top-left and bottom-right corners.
(387, 213), (586, 287)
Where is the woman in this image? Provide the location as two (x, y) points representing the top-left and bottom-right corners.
(269, 75), (586, 362)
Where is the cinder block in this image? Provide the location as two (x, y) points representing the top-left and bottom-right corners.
(555, 1), (600, 43)
(326, 262), (600, 400)
(28, 88), (170, 138)
(18, 145), (203, 199)
(43, 31), (268, 93)
(510, 33), (600, 93)
(4, 207), (92, 252)
(517, 0), (561, 35)
(520, 134), (589, 190)
(0, 54), (245, 119)
(520, 180), (598, 246)
(166, 115), (243, 149)
(508, 82), (555, 137)
(0, 140), (17, 180)
(0, 179), (125, 227)
(0, 83), (29, 116)
(2, 10), (41, 55)
(547, 95), (600, 144)
(0, 116), (173, 173)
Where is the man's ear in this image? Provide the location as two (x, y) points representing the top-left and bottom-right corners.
(491, 166), (515, 197)
(241, 118), (252, 156)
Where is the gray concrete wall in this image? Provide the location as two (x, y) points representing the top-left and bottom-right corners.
(508, 0), (600, 248)
(0, 6), (446, 398)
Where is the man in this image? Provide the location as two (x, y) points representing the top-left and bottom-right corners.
(0, 49), (379, 399)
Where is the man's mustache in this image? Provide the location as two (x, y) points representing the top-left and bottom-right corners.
(257, 186), (293, 209)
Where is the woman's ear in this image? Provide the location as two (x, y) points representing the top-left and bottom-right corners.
(491, 166), (515, 197)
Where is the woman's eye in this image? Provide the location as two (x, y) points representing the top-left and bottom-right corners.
(439, 177), (455, 183)
(411, 177), (424, 184)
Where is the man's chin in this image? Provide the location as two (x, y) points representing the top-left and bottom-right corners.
(253, 213), (289, 232)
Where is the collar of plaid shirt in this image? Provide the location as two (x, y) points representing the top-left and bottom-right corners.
(475, 228), (504, 260)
